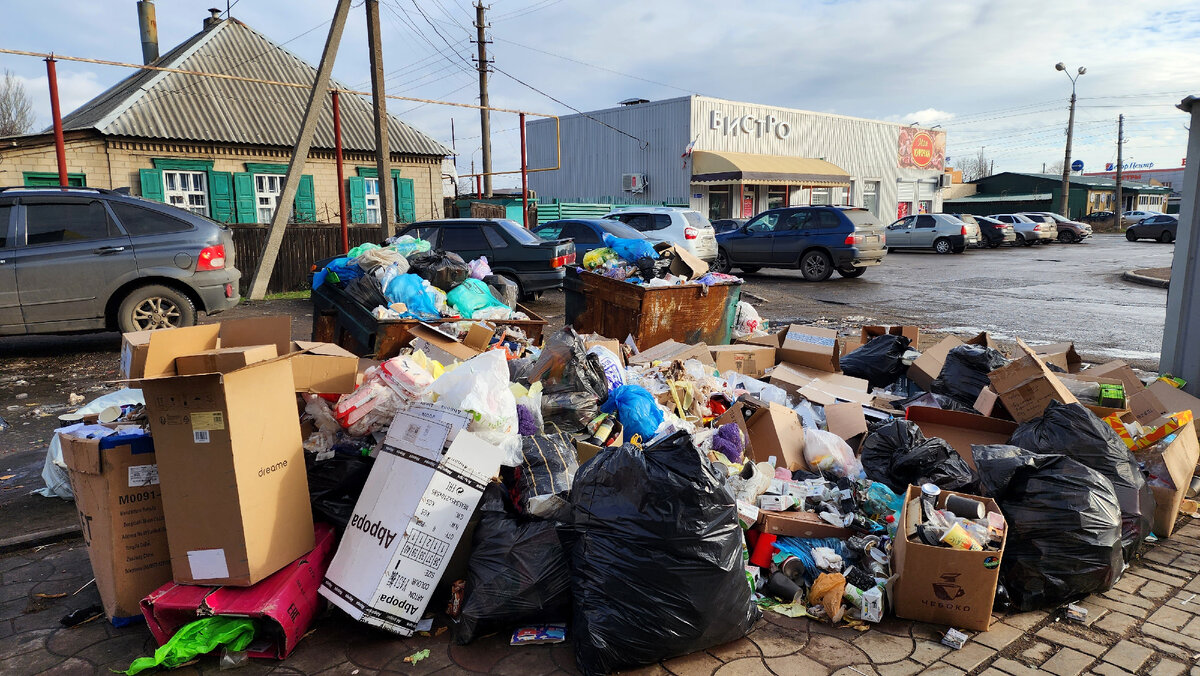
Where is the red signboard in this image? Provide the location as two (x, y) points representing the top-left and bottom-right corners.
(742, 194), (754, 218)
(898, 127), (946, 170)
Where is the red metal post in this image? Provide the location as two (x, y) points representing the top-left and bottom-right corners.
(519, 113), (529, 227)
(476, 174), (482, 198)
(45, 57), (68, 187)
(332, 90), (349, 253)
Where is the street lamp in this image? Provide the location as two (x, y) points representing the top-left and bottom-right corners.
(1056, 62), (1086, 217)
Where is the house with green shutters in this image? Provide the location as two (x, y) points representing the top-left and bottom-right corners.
(0, 11), (450, 225)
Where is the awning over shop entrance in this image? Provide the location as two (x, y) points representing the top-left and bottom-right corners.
(690, 151), (851, 186)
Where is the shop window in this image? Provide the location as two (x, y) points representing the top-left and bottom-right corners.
(163, 170), (209, 217)
(767, 185), (788, 210)
(255, 174), (285, 224)
(810, 188), (831, 205)
(707, 186), (730, 221)
(918, 201), (932, 214)
(863, 181), (880, 216)
(364, 177), (381, 224)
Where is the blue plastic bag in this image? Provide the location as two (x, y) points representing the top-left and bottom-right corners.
(313, 257), (362, 289)
(384, 273), (441, 320)
(599, 384), (664, 442)
(447, 278), (508, 319)
(602, 233), (658, 262)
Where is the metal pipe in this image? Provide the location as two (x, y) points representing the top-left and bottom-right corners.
(520, 112), (528, 227)
(333, 90), (348, 253)
(45, 57), (68, 187)
(136, 1), (159, 65)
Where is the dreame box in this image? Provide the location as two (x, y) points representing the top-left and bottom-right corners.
(320, 403), (502, 635)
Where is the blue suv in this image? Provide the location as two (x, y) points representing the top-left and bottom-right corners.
(713, 207), (887, 281)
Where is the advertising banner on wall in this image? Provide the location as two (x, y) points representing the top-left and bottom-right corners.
(898, 128), (947, 170)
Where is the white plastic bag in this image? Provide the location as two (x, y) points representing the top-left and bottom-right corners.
(803, 427), (862, 478)
(36, 389), (145, 500)
(733, 301), (766, 338)
(428, 350), (521, 465)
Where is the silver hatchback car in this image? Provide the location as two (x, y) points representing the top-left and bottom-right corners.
(884, 213), (977, 254)
(602, 207), (719, 262)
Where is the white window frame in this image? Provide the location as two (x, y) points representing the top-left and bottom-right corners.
(863, 180), (880, 216)
(163, 170), (209, 217)
(364, 177), (381, 224)
(255, 174), (285, 224)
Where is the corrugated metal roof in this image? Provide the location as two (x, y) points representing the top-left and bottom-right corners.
(944, 192), (1053, 203)
(985, 172), (1169, 192)
(58, 19), (450, 157)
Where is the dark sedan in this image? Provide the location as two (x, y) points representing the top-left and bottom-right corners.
(711, 218), (748, 234)
(533, 218), (647, 257)
(1126, 214), (1178, 243)
(951, 214), (1015, 248)
(1081, 210), (1115, 224)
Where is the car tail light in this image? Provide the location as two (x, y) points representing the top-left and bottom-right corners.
(844, 233), (864, 246)
(197, 244), (226, 270)
(961, 225), (968, 236)
(684, 226), (699, 240)
(550, 253), (574, 268)
(224, 283), (235, 298)
(1032, 225), (1041, 231)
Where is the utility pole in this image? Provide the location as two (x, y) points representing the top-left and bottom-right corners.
(1056, 62), (1086, 217)
(474, 1), (492, 197)
(1114, 114), (1124, 229)
(249, 0), (352, 299)
(366, 0), (394, 239)
(1160, 95), (1200, 394)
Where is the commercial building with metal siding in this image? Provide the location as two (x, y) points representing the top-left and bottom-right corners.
(527, 95), (948, 222)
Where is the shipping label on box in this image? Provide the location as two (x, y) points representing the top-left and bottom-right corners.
(320, 403), (501, 636)
(779, 325), (841, 373)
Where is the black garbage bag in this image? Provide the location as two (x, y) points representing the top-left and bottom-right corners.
(1009, 401), (1155, 562)
(840, 334), (912, 390)
(973, 444), (1124, 611)
(515, 432), (578, 521)
(571, 430), (759, 675)
(529, 328), (609, 432)
(859, 419), (979, 494)
(342, 274), (388, 311)
(931, 344), (1010, 406)
(454, 483), (571, 645)
(408, 249), (469, 290)
(305, 453), (375, 530)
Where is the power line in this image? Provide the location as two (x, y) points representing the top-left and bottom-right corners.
(492, 0), (565, 21)
(493, 36), (697, 94)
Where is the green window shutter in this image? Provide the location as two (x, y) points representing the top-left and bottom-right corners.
(233, 172), (256, 223)
(395, 177), (416, 223)
(139, 168), (164, 202)
(294, 174), (317, 223)
(207, 170), (235, 223)
(347, 176), (367, 223)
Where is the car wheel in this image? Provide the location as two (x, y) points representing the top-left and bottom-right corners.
(713, 249), (732, 274)
(739, 266), (761, 274)
(799, 250), (833, 282)
(933, 238), (952, 254)
(1058, 231), (1077, 243)
(1160, 231), (1174, 243)
(118, 284), (196, 333)
(1126, 230), (1138, 242)
(1020, 236), (1033, 247)
(987, 240), (1001, 249)
(837, 266), (866, 278)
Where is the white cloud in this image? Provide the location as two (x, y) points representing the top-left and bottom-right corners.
(14, 71), (106, 132)
(894, 109), (956, 127)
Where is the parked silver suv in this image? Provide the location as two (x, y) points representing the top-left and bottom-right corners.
(602, 206), (719, 262)
(0, 187), (240, 336)
(988, 213), (1057, 245)
(884, 213), (977, 254)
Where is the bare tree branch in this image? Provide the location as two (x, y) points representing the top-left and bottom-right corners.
(0, 69), (34, 136)
(953, 148), (994, 183)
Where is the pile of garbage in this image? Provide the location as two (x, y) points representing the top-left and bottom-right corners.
(38, 311), (1200, 674)
(313, 236), (527, 321)
(580, 233), (740, 287)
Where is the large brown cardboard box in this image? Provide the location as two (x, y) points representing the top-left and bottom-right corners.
(893, 485), (1007, 631)
(709, 344), (776, 378)
(987, 339), (1079, 423)
(778, 325), (841, 372)
(716, 399), (806, 470)
(60, 429), (172, 622)
(139, 328), (314, 587)
(289, 341), (360, 394)
(1032, 342), (1082, 373)
(756, 510), (851, 539)
(906, 406), (1018, 469)
(174, 345), (279, 376)
(120, 330), (154, 379)
(907, 336), (964, 391)
(1141, 421), (1200, 538)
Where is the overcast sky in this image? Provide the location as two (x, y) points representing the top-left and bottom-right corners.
(2, 0), (1197, 188)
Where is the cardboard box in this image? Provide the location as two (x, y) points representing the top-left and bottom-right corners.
(755, 510), (851, 539)
(120, 330), (154, 380)
(654, 241), (710, 280)
(861, 325), (920, 346)
(966, 331), (1001, 351)
(710, 344), (776, 378)
(770, 363), (869, 398)
(462, 322), (497, 352)
(735, 328), (785, 351)
(1147, 381), (1200, 436)
(409, 323), (483, 364)
(139, 328), (314, 587)
(1032, 342), (1082, 373)
(1074, 361), (1146, 395)
(908, 336), (964, 392)
(1141, 421), (1200, 538)
(60, 428), (172, 623)
(716, 399), (806, 470)
(987, 339), (1079, 423)
(627, 340), (715, 367)
(289, 341), (360, 394)
(892, 485), (1007, 631)
(574, 422), (624, 465)
(906, 406), (1018, 470)
(779, 325), (841, 372)
(174, 344), (279, 376)
(141, 524), (335, 659)
(825, 402), (868, 442)
(320, 403), (502, 636)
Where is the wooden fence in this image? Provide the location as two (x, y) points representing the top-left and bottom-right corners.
(229, 224), (386, 294)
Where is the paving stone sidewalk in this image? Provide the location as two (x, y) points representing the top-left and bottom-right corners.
(3, 520), (1200, 676)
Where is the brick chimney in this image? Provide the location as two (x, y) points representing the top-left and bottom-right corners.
(204, 7), (222, 30)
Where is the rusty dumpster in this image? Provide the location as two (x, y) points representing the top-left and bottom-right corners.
(569, 271), (742, 347)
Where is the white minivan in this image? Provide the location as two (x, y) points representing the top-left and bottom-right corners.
(602, 206), (719, 263)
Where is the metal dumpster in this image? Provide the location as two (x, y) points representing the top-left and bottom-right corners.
(570, 271), (742, 347)
(311, 281), (548, 359)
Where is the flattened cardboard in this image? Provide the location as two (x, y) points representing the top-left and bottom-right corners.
(409, 323), (482, 364)
(1143, 421), (1200, 538)
(61, 430), (171, 623)
(770, 362), (868, 397)
(825, 402), (868, 442)
(908, 336), (964, 391)
(906, 406), (1018, 470)
(755, 510), (851, 539)
(174, 344), (279, 376)
(716, 399), (806, 470)
(987, 339), (1079, 423)
(709, 344), (776, 378)
(1033, 342), (1083, 373)
(1126, 388), (1170, 427)
(627, 340), (715, 366)
(893, 486), (1006, 632)
(141, 524), (336, 659)
(779, 325), (841, 372)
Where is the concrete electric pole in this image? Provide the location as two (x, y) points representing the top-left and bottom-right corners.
(366, 0), (394, 239)
(1160, 96), (1200, 394)
(474, 1), (492, 197)
(1114, 115), (1124, 228)
(1056, 62), (1086, 217)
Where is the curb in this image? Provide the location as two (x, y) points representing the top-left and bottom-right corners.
(0, 525), (81, 555)
(1122, 270), (1170, 289)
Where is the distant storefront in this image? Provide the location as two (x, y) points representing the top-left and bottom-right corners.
(945, 172), (1171, 219)
(526, 95), (949, 222)
(1085, 164), (1186, 213)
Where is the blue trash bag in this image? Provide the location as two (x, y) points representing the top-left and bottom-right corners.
(447, 278), (508, 319)
(313, 257), (362, 289)
(383, 273), (441, 320)
(599, 384), (664, 441)
(602, 233), (658, 262)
